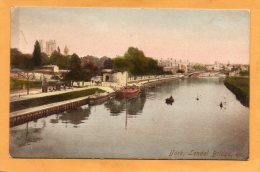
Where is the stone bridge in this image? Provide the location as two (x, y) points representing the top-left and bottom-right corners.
(187, 71), (223, 77)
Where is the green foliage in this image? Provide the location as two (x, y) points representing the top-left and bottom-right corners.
(10, 48), (22, 67)
(41, 52), (50, 65)
(32, 41), (42, 66)
(22, 55), (35, 71)
(98, 56), (109, 68)
(11, 48), (34, 70)
(64, 53), (89, 82)
(103, 58), (114, 69)
(11, 48), (50, 70)
(69, 53), (81, 70)
(193, 64), (205, 71)
(146, 57), (162, 74)
(10, 78), (42, 91)
(113, 47), (163, 75)
(10, 88), (105, 112)
(124, 47), (147, 75)
(50, 50), (70, 69)
(113, 56), (128, 72)
(65, 68), (89, 82)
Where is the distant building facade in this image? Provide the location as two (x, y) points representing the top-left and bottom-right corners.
(64, 46), (69, 55)
(158, 58), (190, 73)
(46, 40), (57, 56)
(38, 39), (69, 56)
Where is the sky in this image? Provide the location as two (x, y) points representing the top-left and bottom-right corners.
(11, 7), (249, 64)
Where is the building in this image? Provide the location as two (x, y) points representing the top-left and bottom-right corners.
(34, 65), (60, 74)
(102, 69), (128, 86)
(158, 58), (189, 73)
(46, 40), (57, 56)
(42, 65), (59, 73)
(39, 40), (44, 52)
(205, 65), (214, 71)
(64, 45), (69, 55)
(204, 61), (227, 72)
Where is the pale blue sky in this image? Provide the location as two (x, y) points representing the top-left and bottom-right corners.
(11, 7), (249, 64)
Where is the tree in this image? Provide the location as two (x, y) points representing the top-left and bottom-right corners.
(83, 61), (98, 74)
(11, 48), (22, 68)
(50, 51), (70, 69)
(10, 48), (35, 70)
(193, 64), (205, 71)
(32, 40), (42, 66)
(146, 57), (158, 74)
(69, 53), (81, 70)
(112, 47), (164, 75)
(124, 47), (147, 75)
(103, 58), (114, 69)
(16, 53), (35, 95)
(64, 53), (87, 86)
(113, 56), (128, 72)
(41, 52), (50, 65)
(22, 54), (34, 70)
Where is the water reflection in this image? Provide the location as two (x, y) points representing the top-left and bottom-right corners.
(49, 108), (91, 128)
(104, 99), (125, 115)
(10, 120), (45, 147)
(104, 92), (147, 116)
(127, 92), (146, 116)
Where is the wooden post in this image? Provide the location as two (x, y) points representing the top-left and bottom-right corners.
(27, 72), (30, 95)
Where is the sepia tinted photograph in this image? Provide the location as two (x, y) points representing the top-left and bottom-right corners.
(10, 7), (249, 159)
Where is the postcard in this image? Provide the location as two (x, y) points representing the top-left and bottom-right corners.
(9, 7), (249, 160)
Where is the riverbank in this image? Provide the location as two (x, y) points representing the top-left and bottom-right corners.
(224, 77), (249, 107)
(10, 75), (180, 112)
(10, 88), (105, 112)
(10, 91), (114, 127)
(10, 75), (179, 127)
(128, 74), (180, 88)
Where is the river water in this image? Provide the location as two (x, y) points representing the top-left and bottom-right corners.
(10, 78), (249, 159)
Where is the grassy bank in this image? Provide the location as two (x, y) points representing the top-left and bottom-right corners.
(10, 88), (105, 112)
(224, 77), (249, 107)
(10, 78), (42, 91)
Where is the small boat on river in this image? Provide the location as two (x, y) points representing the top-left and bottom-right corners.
(116, 86), (140, 99)
(220, 102), (223, 108)
(89, 93), (115, 105)
(165, 96), (174, 104)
